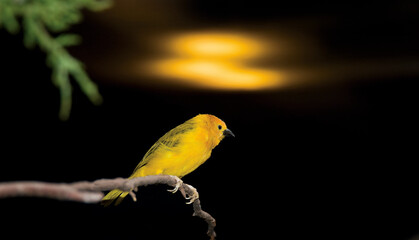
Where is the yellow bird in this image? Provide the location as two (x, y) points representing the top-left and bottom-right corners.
(101, 114), (234, 206)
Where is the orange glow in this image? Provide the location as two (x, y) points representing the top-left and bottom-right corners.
(167, 32), (265, 60)
(149, 58), (281, 90)
(145, 31), (282, 90)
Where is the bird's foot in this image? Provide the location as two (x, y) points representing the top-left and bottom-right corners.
(167, 176), (183, 194)
(184, 184), (199, 204)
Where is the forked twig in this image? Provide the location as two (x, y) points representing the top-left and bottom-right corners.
(0, 175), (216, 239)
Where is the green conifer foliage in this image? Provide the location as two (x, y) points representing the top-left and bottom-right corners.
(0, 0), (112, 120)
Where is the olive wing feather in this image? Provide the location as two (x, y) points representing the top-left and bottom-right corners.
(132, 121), (195, 172)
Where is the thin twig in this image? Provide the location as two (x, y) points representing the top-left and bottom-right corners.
(193, 199), (217, 240)
(0, 175), (217, 239)
(0, 181), (104, 203)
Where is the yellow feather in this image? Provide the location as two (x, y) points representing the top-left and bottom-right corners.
(101, 114), (232, 206)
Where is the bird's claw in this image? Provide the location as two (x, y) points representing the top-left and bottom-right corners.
(184, 184), (199, 204)
(167, 176), (183, 194)
(167, 176), (199, 204)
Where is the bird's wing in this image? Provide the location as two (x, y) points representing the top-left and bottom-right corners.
(132, 120), (195, 172)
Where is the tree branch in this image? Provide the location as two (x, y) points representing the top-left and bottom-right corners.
(0, 181), (104, 203)
(0, 175), (216, 240)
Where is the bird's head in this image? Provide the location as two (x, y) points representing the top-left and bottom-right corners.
(197, 114), (234, 147)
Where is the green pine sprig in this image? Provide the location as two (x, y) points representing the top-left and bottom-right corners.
(0, 0), (112, 120)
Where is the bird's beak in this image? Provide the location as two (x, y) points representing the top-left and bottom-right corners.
(223, 129), (235, 137)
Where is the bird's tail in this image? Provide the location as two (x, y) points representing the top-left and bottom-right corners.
(101, 189), (129, 207)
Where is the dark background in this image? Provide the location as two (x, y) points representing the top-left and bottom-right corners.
(1, 1), (419, 239)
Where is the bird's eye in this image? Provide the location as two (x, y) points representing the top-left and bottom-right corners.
(218, 125), (222, 130)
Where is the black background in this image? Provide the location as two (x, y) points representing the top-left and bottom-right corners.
(1, 1), (419, 239)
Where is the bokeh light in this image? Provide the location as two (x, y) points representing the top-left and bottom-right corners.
(166, 32), (265, 59)
(145, 31), (282, 90)
(149, 58), (281, 90)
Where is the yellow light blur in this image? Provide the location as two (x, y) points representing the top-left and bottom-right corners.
(146, 31), (282, 90)
(149, 58), (281, 90)
(167, 32), (265, 60)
